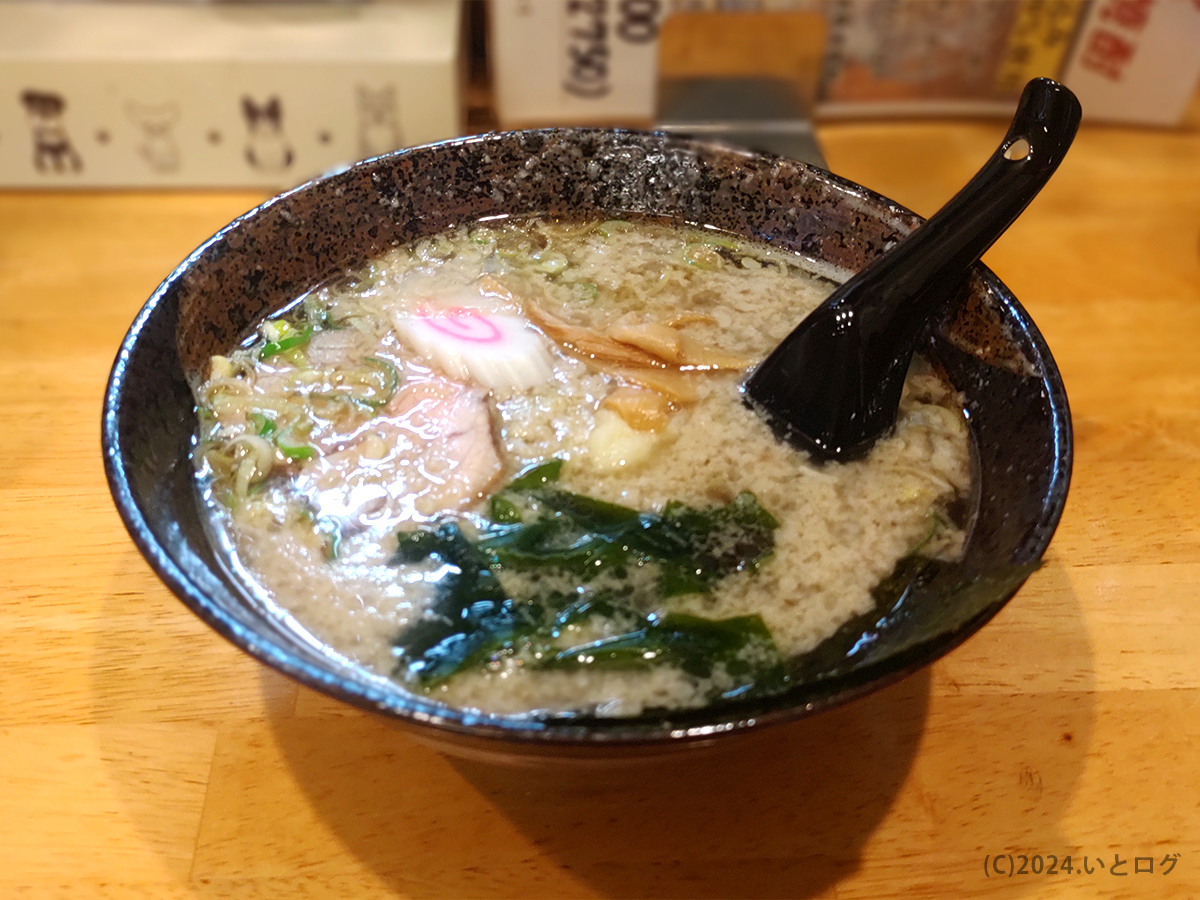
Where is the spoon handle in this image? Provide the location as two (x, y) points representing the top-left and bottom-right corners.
(861, 77), (1082, 295)
(744, 78), (1082, 462)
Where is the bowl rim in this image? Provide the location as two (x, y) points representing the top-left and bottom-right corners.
(102, 127), (1072, 747)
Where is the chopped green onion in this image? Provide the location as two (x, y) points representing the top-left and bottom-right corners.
(250, 413), (276, 437)
(596, 220), (634, 237)
(277, 443), (316, 461)
(361, 356), (401, 408)
(535, 252), (569, 274)
(682, 243), (723, 270)
(693, 232), (739, 249)
(259, 324), (314, 360)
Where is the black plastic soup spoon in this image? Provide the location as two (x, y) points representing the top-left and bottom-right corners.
(742, 78), (1082, 462)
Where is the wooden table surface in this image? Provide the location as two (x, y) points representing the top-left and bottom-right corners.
(2, 119), (1198, 899)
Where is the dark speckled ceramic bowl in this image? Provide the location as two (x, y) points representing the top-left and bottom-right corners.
(103, 129), (1070, 758)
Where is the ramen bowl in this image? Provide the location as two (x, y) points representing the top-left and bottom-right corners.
(102, 129), (1070, 758)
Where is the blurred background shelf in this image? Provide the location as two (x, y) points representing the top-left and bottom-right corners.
(3, 0), (1198, 189)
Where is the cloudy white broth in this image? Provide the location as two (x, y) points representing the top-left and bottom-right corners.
(193, 217), (971, 717)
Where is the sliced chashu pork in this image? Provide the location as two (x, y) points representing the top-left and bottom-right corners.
(295, 375), (502, 529)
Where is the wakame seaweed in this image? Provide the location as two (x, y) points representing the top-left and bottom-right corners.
(391, 522), (539, 683)
(546, 611), (789, 699)
(477, 460), (779, 595)
(390, 460), (788, 697)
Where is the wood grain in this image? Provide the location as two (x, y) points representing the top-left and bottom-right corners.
(2, 121), (1199, 898)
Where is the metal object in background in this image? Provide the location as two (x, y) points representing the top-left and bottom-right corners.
(657, 76), (826, 170)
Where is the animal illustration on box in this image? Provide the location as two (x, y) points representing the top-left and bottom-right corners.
(241, 95), (294, 173)
(20, 89), (82, 173)
(127, 101), (181, 173)
(357, 85), (402, 158)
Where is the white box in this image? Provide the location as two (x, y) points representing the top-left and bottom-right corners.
(489, 0), (828, 129)
(0, 0), (462, 188)
(490, 0), (663, 127)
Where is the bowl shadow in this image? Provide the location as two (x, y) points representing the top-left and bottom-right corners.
(264, 669), (932, 899)
(445, 670), (933, 899)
